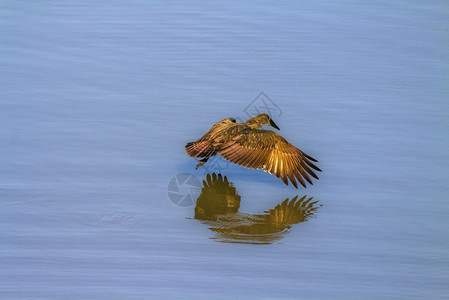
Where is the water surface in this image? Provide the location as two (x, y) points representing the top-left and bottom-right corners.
(1, 1), (448, 299)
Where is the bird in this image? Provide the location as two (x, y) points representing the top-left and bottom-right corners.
(185, 113), (321, 189)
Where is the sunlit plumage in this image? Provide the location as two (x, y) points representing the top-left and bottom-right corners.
(185, 113), (321, 188)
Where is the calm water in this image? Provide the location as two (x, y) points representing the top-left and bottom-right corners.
(1, 1), (448, 299)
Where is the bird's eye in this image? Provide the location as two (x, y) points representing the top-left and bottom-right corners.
(230, 118), (236, 123)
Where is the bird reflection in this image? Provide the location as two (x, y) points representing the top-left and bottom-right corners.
(194, 173), (321, 244)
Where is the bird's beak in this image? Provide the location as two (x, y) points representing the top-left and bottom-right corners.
(269, 119), (280, 130)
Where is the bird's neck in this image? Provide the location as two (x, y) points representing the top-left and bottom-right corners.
(244, 117), (264, 129)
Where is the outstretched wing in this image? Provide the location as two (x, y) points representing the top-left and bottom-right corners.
(218, 129), (321, 188)
(185, 140), (216, 158)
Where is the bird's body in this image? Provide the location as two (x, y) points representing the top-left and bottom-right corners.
(185, 114), (321, 189)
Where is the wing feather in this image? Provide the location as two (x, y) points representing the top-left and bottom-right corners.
(293, 168), (307, 188)
(304, 159), (320, 171)
(301, 160), (319, 180)
(298, 165), (313, 185)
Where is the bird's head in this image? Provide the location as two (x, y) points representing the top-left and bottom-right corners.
(245, 113), (280, 130)
(217, 117), (237, 125)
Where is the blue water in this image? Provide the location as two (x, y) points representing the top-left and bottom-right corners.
(1, 1), (448, 299)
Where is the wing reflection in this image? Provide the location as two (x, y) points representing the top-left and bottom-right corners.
(194, 173), (321, 244)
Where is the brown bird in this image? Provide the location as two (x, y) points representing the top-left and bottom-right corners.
(185, 113), (321, 188)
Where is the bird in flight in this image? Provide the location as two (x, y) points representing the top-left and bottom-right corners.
(185, 113), (321, 188)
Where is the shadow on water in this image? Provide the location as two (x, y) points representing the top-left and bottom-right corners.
(194, 173), (322, 244)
